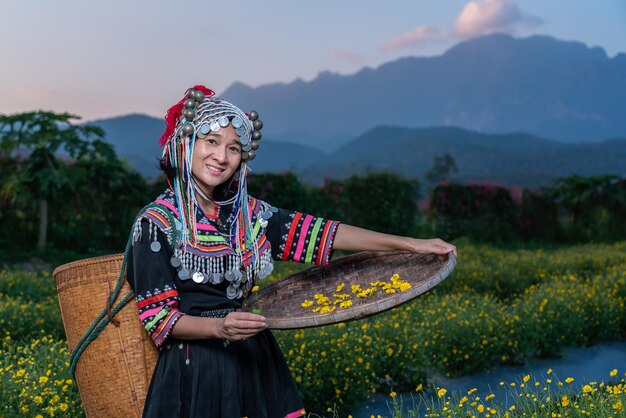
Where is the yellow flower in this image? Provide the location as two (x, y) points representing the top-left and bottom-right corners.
(339, 300), (353, 308)
(523, 374), (530, 382)
(485, 393), (495, 401)
(610, 369), (618, 377)
(509, 405), (516, 411)
(561, 396), (570, 407)
(39, 376), (48, 384)
(390, 391), (397, 398)
(351, 284), (362, 293)
(415, 384), (423, 392)
(251, 285), (259, 293)
(468, 388), (478, 395)
(387, 348), (394, 356)
(300, 300), (313, 308)
(34, 396), (43, 404)
(336, 283), (345, 292)
(582, 384), (592, 393)
(477, 404), (485, 413)
(565, 377), (574, 383)
(437, 388), (447, 398)
(547, 368), (553, 374)
(60, 404), (68, 412)
(399, 282), (412, 292)
(613, 400), (623, 411)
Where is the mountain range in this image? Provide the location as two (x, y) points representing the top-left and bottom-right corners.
(89, 33), (626, 187)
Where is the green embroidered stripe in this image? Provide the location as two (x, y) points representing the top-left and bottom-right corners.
(197, 234), (227, 243)
(247, 219), (262, 245)
(145, 306), (171, 331)
(305, 218), (324, 264)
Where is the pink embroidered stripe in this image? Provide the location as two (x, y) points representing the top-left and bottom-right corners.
(196, 223), (218, 232)
(155, 199), (179, 216)
(293, 215), (313, 262)
(139, 300), (178, 321)
(285, 408), (305, 418)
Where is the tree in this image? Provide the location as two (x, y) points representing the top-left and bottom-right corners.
(0, 111), (105, 250)
(425, 153), (458, 186)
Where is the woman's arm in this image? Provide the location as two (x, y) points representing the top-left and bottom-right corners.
(171, 312), (267, 342)
(332, 224), (457, 257)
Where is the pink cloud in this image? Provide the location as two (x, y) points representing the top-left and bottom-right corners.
(329, 49), (367, 66)
(454, 0), (542, 37)
(380, 26), (447, 52)
(380, 0), (543, 52)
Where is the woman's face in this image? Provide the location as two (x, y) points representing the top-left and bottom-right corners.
(191, 123), (242, 198)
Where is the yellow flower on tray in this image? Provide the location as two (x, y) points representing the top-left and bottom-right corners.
(336, 283), (345, 292)
(339, 300), (353, 308)
(301, 300), (313, 308)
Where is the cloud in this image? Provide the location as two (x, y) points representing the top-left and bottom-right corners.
(380, 26), (447, 52)
(380, 0), (543, 52)
(454, 0), (542, 37)
(329, 49), (367, 66)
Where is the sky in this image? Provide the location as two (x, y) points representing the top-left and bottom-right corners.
(1, 0), (624, 121)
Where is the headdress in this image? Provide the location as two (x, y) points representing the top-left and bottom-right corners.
(153, 85), (269, 297)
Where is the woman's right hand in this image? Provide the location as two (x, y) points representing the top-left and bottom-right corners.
(216, 312), (267, 342)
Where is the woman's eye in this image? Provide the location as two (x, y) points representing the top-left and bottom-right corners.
(230, 146), (241, 153)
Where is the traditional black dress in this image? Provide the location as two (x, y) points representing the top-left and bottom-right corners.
(127, 189), (339, 418)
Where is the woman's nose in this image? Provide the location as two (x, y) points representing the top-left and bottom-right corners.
(212, 145), (227, 163)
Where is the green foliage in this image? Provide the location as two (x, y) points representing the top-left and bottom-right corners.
(248, 172), (309, 211)
(429, 182), (519, 242)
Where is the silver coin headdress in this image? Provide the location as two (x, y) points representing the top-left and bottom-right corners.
(158, 85), (264, 256)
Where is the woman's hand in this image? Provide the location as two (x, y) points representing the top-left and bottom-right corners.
(215, 311), (267, 342)
(404, 238), (457, 257)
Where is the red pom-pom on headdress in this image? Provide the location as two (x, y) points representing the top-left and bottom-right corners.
(157, 85), (215, 146)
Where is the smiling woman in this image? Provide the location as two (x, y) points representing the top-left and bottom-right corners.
(126, 84), (455, 418)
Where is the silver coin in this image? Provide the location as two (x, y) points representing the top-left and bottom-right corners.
(245, 280), (252, 291)
(235, 126), (246, 137)
(266, 262), (274, 275)
(234, 270), (243, 282)
(242, 142), (251, 152)
(192, 272), (204, 284)
(199, 123), (210, 135)
(260, 219), (268, 228)
(231, 116), (243, 128)
(201, 274), (210, 284)
(236, 289), (243, 299)
(218, 116), (229, 127)
(210, 121), (221, 132)
(260, 210), (273, 220)
(170, 256), (181, 268)
(226, 284), (238, 299)
(240, 134), (250, 145)
(174, 219), (182, 231)
(224, 270), (235, 282)
(270, 207), (278, 213)
(212, 272), (222, 284)
(178, 269), (191, 280)
(150, 241), (161, 252)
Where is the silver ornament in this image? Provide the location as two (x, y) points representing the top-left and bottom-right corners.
(210, 121), (221, 132)
(183, 108), (195, 121)
(248, 111), (259, 121)
(184, 98), (195, 109)
(192, 272), (204, 284)
(170, 256), (181, 268)
(231, 116), (243, 128)
(178, 269), (191, 280)
(251, 141), (259, 150)
(182, 123), (194, 136)
(193, 90), (205, 102)
(187, 89), (196, 99)
(150, 241), (161, 252)
(199, 123), (210, 135)
(218, 116), (229, 127)
(252, 130), (262, 141)
(241, 151), (249, 160)
(253, 119), (263, 130)
(247, 151), (256, 161)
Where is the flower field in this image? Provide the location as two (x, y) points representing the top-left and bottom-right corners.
(1, 242), (625, 417)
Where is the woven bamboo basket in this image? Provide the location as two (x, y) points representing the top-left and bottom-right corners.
(244, 251), (456, 329)
(53, 254), (158, 418)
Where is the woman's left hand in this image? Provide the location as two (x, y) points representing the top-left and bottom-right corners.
(405, 238), (457, 257)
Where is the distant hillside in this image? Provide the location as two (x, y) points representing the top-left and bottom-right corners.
(299, 126), (626, 188)
(223, 33), (626, 147)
